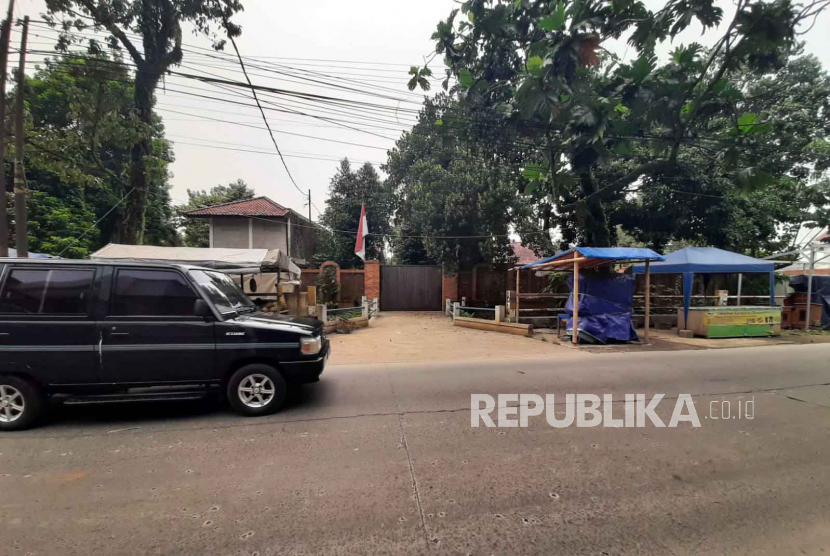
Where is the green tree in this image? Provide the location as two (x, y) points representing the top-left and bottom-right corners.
(44, 0), (244, 244)
(606, 51), (830, 255)
(315, 159), (395, 268)
(176, 180), (255, 247)
(385, 96), (526, 269)
(426, 0), (827, 248)
(4, 54), (177, 257)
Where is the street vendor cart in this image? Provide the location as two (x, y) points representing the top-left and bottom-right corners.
(633, 247), (780, 338)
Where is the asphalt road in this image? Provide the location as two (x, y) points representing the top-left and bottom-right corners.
(2, 344), (830, 555)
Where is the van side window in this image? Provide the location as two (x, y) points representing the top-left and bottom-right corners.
(112, 269), (199, 317)
(0, 268), (95, 314)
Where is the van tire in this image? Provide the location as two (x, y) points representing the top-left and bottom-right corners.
(0, 375), (45, 431)
(226, 364), (286, 417)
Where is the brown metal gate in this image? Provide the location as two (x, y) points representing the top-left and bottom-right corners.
(380, 265), (443, 311)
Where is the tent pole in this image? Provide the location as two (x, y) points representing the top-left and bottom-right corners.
(572, 258), (580, 345)
(682, 273), (694, 330)
(805, 246), (815, 331)
(737, 274), (742, 306)
(515, 268), (521, 324)
(644, 261), (650, 344)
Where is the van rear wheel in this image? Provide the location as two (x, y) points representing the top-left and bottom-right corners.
(227, 364), (286, 417)
(0, 376), (44, 431)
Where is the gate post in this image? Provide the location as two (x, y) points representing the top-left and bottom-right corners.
(442, 271), (459, 304)
(364, 260), (380, 310)
(495, 305), (506, 323)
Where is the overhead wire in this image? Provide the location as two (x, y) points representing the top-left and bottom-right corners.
(17, 26), (828, 215)
(24, 48), (822, 163)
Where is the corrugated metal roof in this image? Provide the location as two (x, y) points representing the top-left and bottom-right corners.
(184, 196), (290, 217)
(90, 244), (300, 277)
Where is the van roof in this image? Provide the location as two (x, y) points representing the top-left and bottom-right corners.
(0, 258), (207, 272)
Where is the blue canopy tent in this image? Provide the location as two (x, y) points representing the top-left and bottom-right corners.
(631, 247), (775, 326)
(522, 247), (664, 344)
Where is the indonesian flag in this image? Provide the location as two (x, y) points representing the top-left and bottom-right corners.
(354, 203), (369, 261)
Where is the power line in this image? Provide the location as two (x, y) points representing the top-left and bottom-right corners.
(56, 188), (136, 257)
(157, 107), (392, 150)
(226, 33), (306, 199)
(29, 52), (826, 162)
(19, 35), (829, 179)
(171, 139), (384, 165)
(20, 20), (432, 70)
(240, 211), (547, 240)
(155, 90), (412, 133)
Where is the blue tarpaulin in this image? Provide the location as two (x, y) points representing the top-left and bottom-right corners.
(631, 247), (774, 274)
(520, 247), (663, 344)
(563, 273), (638, 343)
(523, 247), (664, 269)
(631, 247), (776, 323)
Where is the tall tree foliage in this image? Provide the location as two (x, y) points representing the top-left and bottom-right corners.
(385, 96), (522, 270)
(176, 179), (255, 247)
(4, 54), (176, 257)
(562, 50), (830, 254)
(315, 159), (395, 268)
(425, 0), (828, 248)
(44, 0), (244, 244)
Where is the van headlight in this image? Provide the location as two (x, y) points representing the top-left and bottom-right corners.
(300, 335), (322, 355)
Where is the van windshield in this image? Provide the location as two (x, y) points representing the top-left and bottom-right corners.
(189, 270), (256, 316)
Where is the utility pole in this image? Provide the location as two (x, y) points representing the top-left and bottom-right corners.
(805, 244), (815, 331)
(12, 15), (27, 257)
(0, 0), (14, 258)
(308, 189), (312, 222)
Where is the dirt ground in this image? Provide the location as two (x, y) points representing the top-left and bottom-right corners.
(327, 311), (576, 365)
(327, 312), (830, 364)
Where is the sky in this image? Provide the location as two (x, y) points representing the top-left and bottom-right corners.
(6, 0), (830, 237)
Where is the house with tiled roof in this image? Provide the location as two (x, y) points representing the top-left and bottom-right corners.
(510, 242), (538, 267)
(183, 196), (317, 266)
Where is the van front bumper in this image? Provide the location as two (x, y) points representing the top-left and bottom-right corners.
(280, 339), (329, 384)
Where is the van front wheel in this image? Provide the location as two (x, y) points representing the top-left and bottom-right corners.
(227, 364), (286, 417)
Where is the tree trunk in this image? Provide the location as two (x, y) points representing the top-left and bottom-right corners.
(119, 71), (159, 244)
(579, 171), (611, 246)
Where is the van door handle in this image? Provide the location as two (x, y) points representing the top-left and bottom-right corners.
(0, 333), (9, 336)
(110, 332), (130, 337)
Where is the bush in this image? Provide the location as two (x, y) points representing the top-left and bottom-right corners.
(316, 266), (339, 306)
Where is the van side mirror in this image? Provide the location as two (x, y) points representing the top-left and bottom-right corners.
(194, 299), (213, 318)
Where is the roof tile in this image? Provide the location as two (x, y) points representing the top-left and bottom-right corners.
(184, 196), (290, 217)
(511, 242), (538, 266)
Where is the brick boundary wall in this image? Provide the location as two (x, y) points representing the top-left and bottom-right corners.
(364, 260), (380, 301)
(300, 260), (380, 305)
(442, 273), (459, 303)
